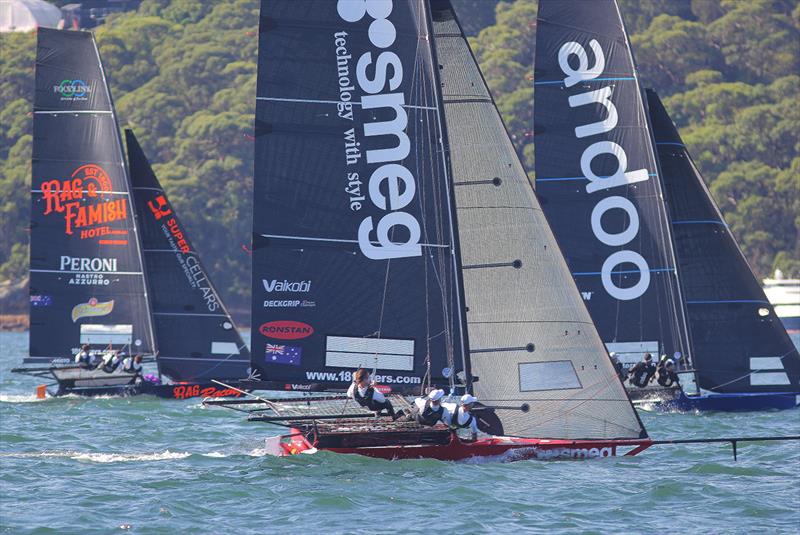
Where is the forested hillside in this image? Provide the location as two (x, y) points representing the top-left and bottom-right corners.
(1, 0), (798, 319)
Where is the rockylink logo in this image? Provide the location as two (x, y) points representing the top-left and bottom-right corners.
(337, 0), (422, 261)
(53, 79), (91, 99)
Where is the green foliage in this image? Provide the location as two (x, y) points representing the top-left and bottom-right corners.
(0, 0), (797, 316)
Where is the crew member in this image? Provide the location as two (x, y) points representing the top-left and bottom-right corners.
(411, 389), (449, 426)
(74, 344), (92, 368)
(101, 351), (123, 373)
(346, 368), (403, 420)
(656, 359), (680, 387)
(628, 353), (656, 388)
(445, 394), (479, 441)
(609, 352), (625, 382)
(121, 354), (144, 378)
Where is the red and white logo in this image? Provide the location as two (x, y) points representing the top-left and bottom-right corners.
(147, 195), (172, 220)
(259, 320), (314, 340)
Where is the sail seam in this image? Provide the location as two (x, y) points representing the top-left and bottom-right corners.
(256, 96), (437, 111)
(34, 110), (113, 115)
(261, 233), (450, 248)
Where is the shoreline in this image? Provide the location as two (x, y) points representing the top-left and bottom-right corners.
(0, 314), (29, 332)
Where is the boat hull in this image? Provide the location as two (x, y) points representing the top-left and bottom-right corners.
(635, 391), (800, 412)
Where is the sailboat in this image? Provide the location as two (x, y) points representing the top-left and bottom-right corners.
(645, 89), (800, 411)
(532, 0), (799, 411)
(13, 28), (249, 400)
(206, 0), (652, 461)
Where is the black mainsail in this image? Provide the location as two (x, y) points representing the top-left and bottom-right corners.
(28, 29), (154, 363)
(251, 0), (465, 392)
(431, 0), (644, 439)
(533, 0), (692, 369)
(127, 130), (250, 382)
(647, 90), (800, 394)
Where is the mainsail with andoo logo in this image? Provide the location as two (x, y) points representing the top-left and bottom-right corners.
(250, 0), (466, 392)
(28, 29), (154, 363)
(533, 0), (692, 369)
(646, 89), (800, 394)
(127, 130), (250, 382)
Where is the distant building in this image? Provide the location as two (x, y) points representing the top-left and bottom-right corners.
(0, 0), (62, 32)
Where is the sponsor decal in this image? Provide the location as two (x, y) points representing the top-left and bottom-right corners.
(263, 299), (317, 308)
(147, 194), (172, 220)
(265, 344), (303, 366)
(374, 384), (392, 394)
(30, 295), (53, 307)
(556, 40), (651, 300)
(60, 256), (118, 286)
(259, 320), (314, 340)
(71, 298), (114, 322)
(284, 383), (314, 391)
(262, 279), (311, 293)
(40, 164), (128, 244)
(534, 446), (613, 460)
(53, 79), (92, 101)
(172, 385), (244, 400)
(334, 0), (422, 260)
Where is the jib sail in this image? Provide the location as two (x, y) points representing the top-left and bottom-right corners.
(28, 29), (154, 363)
(126, 130), (250, 381)
(647, 90), (800, 393)
(534, 0), (691, 370)
(431, 0), (645, 439)
(250, 0), (465, 393)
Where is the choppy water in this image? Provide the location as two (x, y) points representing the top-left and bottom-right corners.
(1, 331), (799, 534)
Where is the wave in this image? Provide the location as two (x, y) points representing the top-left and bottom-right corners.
(0, 450), (191, 463)
(0, 393), (45, 403)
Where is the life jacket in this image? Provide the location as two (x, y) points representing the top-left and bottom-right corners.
(414, 399), (444, 426)
(122, 358), (142, 373)
(630, 362), (654, 387)
(353, 385), (382, 411)
(657, 370), (678, 387)
(450, 406), (474, 430)
(75, 351), (90, 365)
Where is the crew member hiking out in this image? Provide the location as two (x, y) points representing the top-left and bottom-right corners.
(346, 368), (404, 420)
(74, 344), (92, 368)
(444, 394), (480, 441)
(656, 359), (680, 388)
(121, 354), (144, 379)
(411, 389), (449, 426)
(628, 353), (657, 388)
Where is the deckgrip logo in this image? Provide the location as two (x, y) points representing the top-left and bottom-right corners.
(336, 0), (422, 261)
(558, 40), (650, 301)
(259, 320), (314, 340)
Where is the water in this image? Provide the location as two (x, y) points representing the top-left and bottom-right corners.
(1, 332), (799, 534)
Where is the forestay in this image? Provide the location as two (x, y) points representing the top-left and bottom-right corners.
(431, 0), (645, 439)
(127, 130), (250, 382)
(28, 29), (154, 363)
(647, 90), (800, 394)
(250, 0), (465, 393)
(533, 0), (691, 369)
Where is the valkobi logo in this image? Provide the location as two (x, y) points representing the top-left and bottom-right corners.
(337, 0), (422, 261)
(557, 39), (650, 301)
(262, 279), (311, 293)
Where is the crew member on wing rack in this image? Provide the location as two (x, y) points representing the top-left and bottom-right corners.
(656, 359), (680, 388)
(445, 394), (479, 441)
(347, 368), (404, 420)
(411, 389), (449, 426)
(75, 344), (92, 368)
(628, 353), (656, 388)
(121, 354), (144, 379)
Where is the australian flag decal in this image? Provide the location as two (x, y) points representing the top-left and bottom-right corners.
(265, 344), (302, 366)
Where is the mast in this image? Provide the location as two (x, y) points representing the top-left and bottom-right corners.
(647, 89), (800, 393)
(127, 129), (251, 382)
(534, 0), (690, 370)
(431, 0), (645, 439)
(28, 29), (154, 363)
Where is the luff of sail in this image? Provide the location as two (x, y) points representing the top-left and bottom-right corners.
(430, 0), (645, 439)
(250, 0), (465, 393)
(28, 29), (155, 363)
(647, 90), (800, 394)
(533, 0), (692, 371)
(126, 130), (251, 382)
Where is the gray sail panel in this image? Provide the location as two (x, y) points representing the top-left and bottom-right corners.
(430, 0), (644, 439)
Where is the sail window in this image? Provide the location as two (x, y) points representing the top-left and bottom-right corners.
(79, 324), (132, 345)
(211, 342), (240, 355)
(519, 361), (581, 391)
(325, 336), (414, 371)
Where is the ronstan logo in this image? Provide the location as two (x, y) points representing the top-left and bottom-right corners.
(259, 321), (314, 340)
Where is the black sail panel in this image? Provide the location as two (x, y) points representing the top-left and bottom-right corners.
(251, 0), (465, 393)
(647, 90), (800, 393)
(126, 130), (250, 382)
(534, 0), (691, 368)
(28, 29), (154, 363)
(431, 0), (644, 439)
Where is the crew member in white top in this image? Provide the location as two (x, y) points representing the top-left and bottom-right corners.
(74, 344), (92, 368)
(346, 368), (404, 420)
(121, 354), (144, 378)
(411, 389), (450, 426)
(444, 394), (480, 441)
